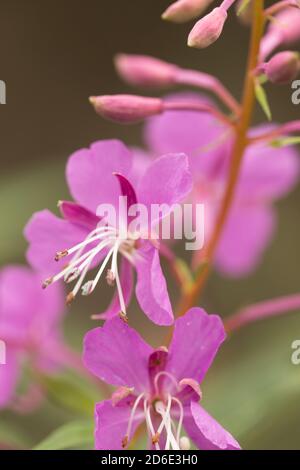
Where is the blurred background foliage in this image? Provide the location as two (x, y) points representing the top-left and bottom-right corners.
(0, 0), (300, 450)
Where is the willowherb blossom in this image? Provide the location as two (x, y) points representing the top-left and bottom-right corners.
(188, 7), (228, 49)
(24, 140), (192, 325)
(263, 51), (300, 84)
(162, 0), (214, 23)
(260, 7), (300, 60)
(0, 265), (65, 410)
(83, 308), (241, 450)
(143, 93), (300, 276)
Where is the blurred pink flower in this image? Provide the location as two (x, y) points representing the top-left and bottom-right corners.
(83, 308), (240, 450)
(0, 265), (65, 409)
(143, 93), (300, 277)
(25, 140), (192, 325)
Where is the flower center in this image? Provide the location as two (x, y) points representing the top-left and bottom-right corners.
(43, 224), (138, 318)
(122, 371), (190, 451)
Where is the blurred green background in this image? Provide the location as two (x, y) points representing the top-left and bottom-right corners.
(1, 0), (300, 450)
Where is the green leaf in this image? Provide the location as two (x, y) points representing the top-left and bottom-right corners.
(237, 0), (251, 16)
(255, 82), (272, 121)
(39, 372), (100, 417)
(34, 419), (93, 450)
(270, 136), (300, 148)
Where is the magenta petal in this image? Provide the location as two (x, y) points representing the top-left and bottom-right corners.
(94, 259), (134, 321)
(113, 173), (138, 208)
(95, 398), (144, 450)
(135, 243), (173, 326)
(0, 349), (19, 409)
(137, 153), (192, 224)
(59, 201), (100, 230)
(215, 204), (276, 277)
(144, 93), (230, 177)
(0, 266), (64, 345)
(166, 308), (225, 383)
(66, 140), (132, 213)
(237, 127), (300, 201)
(184, 401), (241, 450)
(83, 318), (153, 393)
(24, 210), (91, 274)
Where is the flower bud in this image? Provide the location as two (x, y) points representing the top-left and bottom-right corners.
(265, 51), (300, 84)
(188, 7), (228, 49)
(89, 94), (163, 123)
(115, 54), (178, 88)
(162, 0), (214, 23)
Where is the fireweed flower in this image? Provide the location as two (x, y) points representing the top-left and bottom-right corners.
(0, 265), (65, 409)
(24, 140), (192, 325)
(143, 93), (300, 276)
(83, 308), (240, 450)
(260, 7), (300, 60)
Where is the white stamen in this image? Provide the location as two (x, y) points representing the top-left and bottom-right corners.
(123, 392), (145, 448)
(155, 397), (180, 451)
(144, 400), (160, 451)
(171, 396), (184, 444)
(180, 436), (191, 450)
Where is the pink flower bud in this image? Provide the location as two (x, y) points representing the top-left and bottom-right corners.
(188, 7), (228, 49)
(269, 7), (300, 45)
(265, 51), (300, 84)
(114, 54), (178, 88)
(89, 95), (163, 123)
(162, 0), (214, 23)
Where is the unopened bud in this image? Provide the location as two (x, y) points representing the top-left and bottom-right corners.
(188, 7), (228, 49)
(89, 95), (163, 124)
(115, 54), (177, 88)
(265, 51), (300, 84)
(162, 0), (214, 23)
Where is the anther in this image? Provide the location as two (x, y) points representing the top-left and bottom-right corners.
(66, 292), (75, 306)
(55, 250), (69, 261)
(81, 281), (94, 296)
(64, 268), (80, 283)
(42, 277), (53, 289)
(152, 432), (160, 445)
(122, 435), (129, 449)
(106, 269), (116, 286)
(119, 311), (129, 323)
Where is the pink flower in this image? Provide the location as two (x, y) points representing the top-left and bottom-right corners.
(143, 93), (300, 277)
(0, 265), (65, 409)
(83, 308), (241, 450)
(24, 140), (192, 325)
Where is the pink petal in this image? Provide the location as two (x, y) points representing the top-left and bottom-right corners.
(144, 93), (230, 177)
(215, 204), (276, 277)
(95, 398), (144, 450)
(237, 125), (300, 202)
(135, 242), (174, 326)
(184, 401), (241, 450)
(59, 201), (101, 230)
(166, 308), (225, 383)
(137, 153), (192, 221)
(66, 140), (132, 213)
(24, 210), (92, 274)
(83, 318), (153, 393)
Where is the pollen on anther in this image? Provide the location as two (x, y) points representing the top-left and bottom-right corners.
(55, 250), (69, 261)
(42, 277), (53, 289)
(152, 432), (160, 445)
(66, 292), (75, 306)
(119, 311), (128, 324)
(122, 435), (129, 449)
